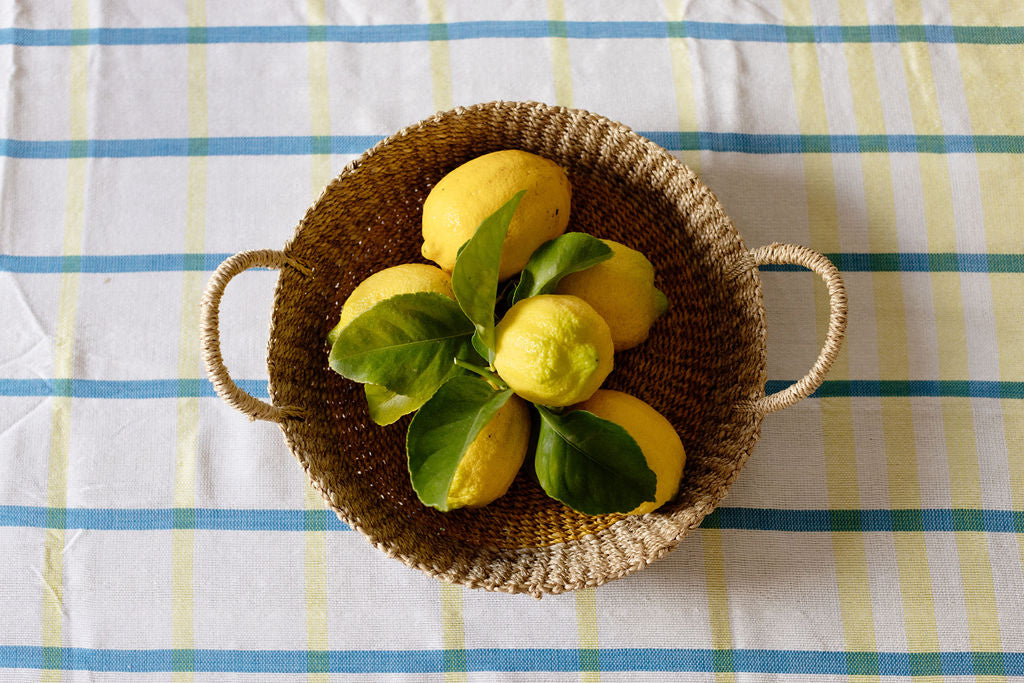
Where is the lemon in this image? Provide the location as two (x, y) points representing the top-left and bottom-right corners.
(493, 294), (613, 407)
(555, 239), (669, 350)
(422, 149), (571, 280)
(327, 263), (454, 345)
(573, 389), (685, 515)
(446, 395), (531, 509)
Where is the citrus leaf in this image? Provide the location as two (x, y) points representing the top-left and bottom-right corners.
(364, 385), (433, 426)
(326, 318), (345, 348)
(511, 233), (613, 303)
(451, 191), (526, 354)
(407, 375), (513, 511)
(329, 292), (474, 397)
(534, 405), (656, 515)
(471, 331), (494, 365)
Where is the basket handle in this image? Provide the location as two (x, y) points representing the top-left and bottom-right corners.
(738, 242), (848, 414)
(200, 249), (311, 423)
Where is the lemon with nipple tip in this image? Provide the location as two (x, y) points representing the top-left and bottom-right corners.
(492, 294), (613, 407)
(421, 150), (571, 281)
(555, 239), (668, 351)
(571, 389), (686, 515)
(443, 394), (532, 509)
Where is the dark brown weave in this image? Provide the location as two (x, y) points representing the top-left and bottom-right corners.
(231, 102), (775, 596)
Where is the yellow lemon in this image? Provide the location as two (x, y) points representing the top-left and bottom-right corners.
(422, 149), (571, 280)
(573, 389), (685, 515)
(327, 263), (454, 345)
(446, 395), (531, 509)
(493, 295), (613, 407)
(555, 239), (669, 350)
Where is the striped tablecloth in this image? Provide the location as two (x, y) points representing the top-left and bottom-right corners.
(3, 1), (1022, 680)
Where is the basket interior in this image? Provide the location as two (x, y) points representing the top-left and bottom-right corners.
(266, 102), (766, 592)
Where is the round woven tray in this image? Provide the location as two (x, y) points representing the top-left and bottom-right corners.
(201, 101), (847, 597)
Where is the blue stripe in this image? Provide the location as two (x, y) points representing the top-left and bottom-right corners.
(0, 378), (269, 398)
(762, 379), (1024, 399)
(2, 379), (1022, 399)
(3, 133), (1023, 159)
(0, 136), (380, 158)
(757, 252), (1024, 272)
(6, 252), (1023, 274)
(641, 131), (1022, 154)
(0, 506), (350, 531)
(0, 646), (1020, 674)
(0, 253), (235, 273)
(3, 506), (1019, 534)
(700, 508), (1024, 533)
(3, 23), (1024, 46)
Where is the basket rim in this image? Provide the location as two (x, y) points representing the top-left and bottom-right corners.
(268, 100), (768, 597)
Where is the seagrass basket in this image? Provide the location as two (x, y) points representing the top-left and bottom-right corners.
(201, 101), (846, 597)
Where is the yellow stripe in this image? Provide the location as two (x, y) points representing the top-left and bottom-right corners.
(972, 156), (1024, 251)
(307, 0), (332, 197)
(426, 7), (465, 680)
(440, 582), (467, 683)
(664, 0), (701, 173)
(781, 3), (877, 676)
(990, 276), (1024, 381)
(427, 0), (452, 112)
(305, 2), (331, 680)
(701, 529), (735, 683)
(836, 1), (940, 656)
(575, 590), (601, 682)
(893, 3), (1004, 674)
(172, 3), (207, 681)
(42, 3), (89, 679)
(547, 0), (574, 108)
(304, 485), (328, 682)
(948, 2), (1024, 23)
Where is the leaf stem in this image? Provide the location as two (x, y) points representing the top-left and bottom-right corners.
(454, 358), (509, 391)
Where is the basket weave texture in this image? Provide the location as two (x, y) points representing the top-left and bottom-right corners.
(266, 101), (768, 596)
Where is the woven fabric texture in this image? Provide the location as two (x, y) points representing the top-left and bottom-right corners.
(2, 1), (1023, 680)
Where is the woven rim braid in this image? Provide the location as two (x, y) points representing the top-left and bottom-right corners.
(267, 101), (767, 597)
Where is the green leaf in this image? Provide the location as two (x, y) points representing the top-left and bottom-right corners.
(329, 292), (474, 397)
(511, 233), (613, 303)
(471, 331), (494, 365)
(326, 318), (345, 348)
(364, 385), (433, 426)
(406, 376), (514, 511)
(534, 406), (656, 515)
(451, 191), (526, 355)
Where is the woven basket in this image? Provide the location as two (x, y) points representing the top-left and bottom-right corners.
(201, 101), (846, 597)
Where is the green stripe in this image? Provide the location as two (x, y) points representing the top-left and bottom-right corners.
(7, 23), (1024, 46)
(5, 506), (1021, 533)
(848, 651), (880, 677)
(5, 251), (1023, 274)
(4, 645), (1023, 675)
(3, 379), (1023, 400)
(7, 133), (1024, 158)
(759, 252), (1024, 272)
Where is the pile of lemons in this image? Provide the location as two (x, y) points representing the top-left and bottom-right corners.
(328, 150), (685, 516)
